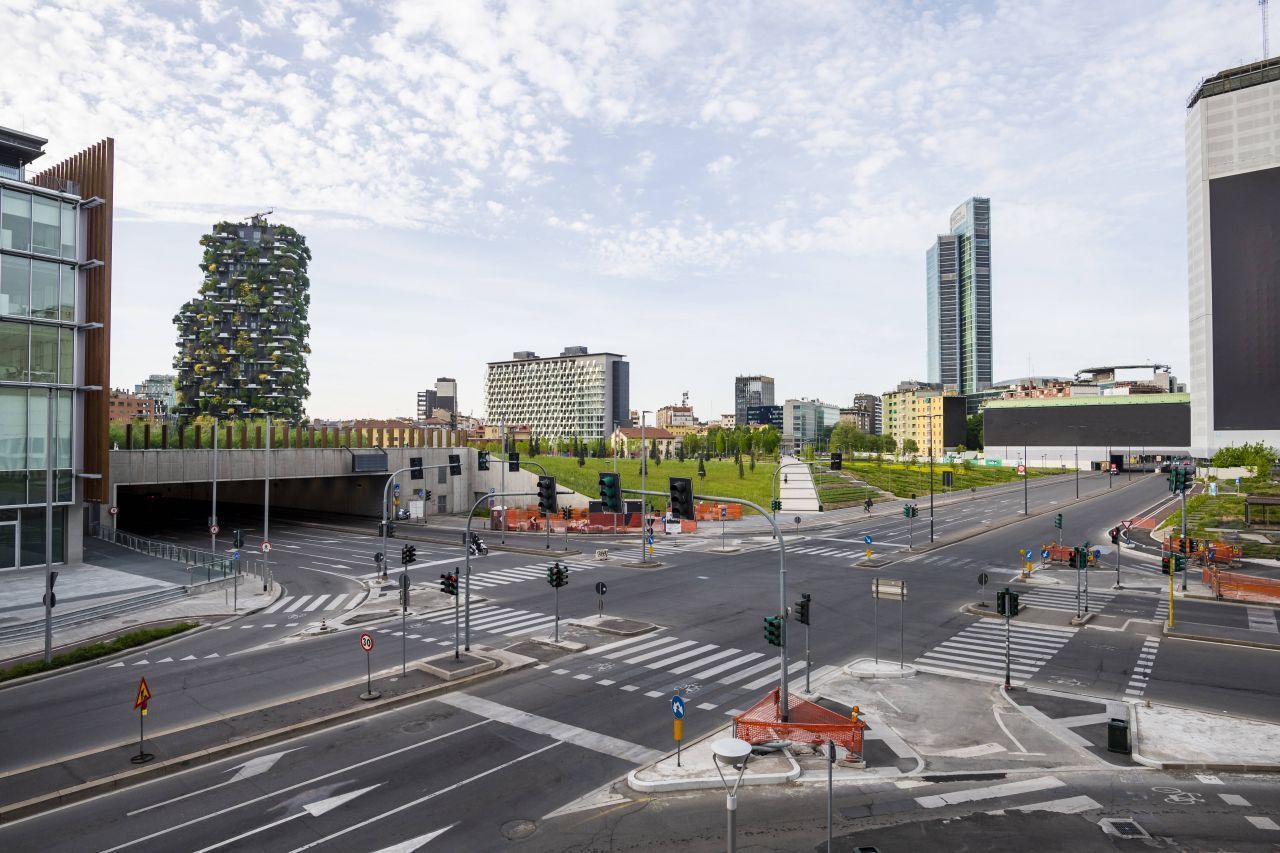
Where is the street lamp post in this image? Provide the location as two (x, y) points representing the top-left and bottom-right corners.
(492, 453), (554, 551)
(640, 410), (652, 563)
(712, 738), (752, 853)
(211, 417), (218, 554)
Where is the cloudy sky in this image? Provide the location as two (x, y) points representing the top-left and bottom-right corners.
(2, 0), (1265, 420)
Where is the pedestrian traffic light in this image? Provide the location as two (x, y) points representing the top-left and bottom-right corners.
(448, 453), (462, 476)
(1173, 554), (1186, 573)
(1109, 526), (1120, 544)
(440, 572), (458, 596)
(795, 593), (811, 626)
(1161, 555), (1171, 573)
(763, 615), (784, 647)
(598, 472), (623, 513)
(830, 452), (843, 471)
(507, 452), (520, 472)
(409, 456), (423, 480)
(233, 529), (244, 550)
(537, 475), (558, 515)
(669, 476), (695, 521)
(380, 521), (396, 539)
(1054, 514), (1063, 530)
(996, 588), (1020, 617)
(401, 544), (416, 565)
(1068, 549), (1078, 568)
(477, 450), (490, 471)
(903, 505), (910, 518)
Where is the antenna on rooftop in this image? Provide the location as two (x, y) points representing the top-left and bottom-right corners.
(681, 390), (689, 407)
(1264, 0), (1271, 60)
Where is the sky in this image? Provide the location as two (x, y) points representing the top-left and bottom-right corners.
(1, 0), (1266, 421)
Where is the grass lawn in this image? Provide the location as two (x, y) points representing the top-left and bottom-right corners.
(1168, 476), (1280, 559)
(521, 456), (778, 511)
(844, 460), (1065, 499)
(0, 622), (198, 682)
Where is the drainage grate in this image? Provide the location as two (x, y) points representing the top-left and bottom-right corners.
(1099, 818), (1149, 839)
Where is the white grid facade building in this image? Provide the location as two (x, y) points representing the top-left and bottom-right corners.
(485, 347), (629, 439)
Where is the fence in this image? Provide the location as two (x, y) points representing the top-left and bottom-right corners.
(92, 523), (238, 584)
(733, 687), (865, 755)
(1204, 567), (1280, 605)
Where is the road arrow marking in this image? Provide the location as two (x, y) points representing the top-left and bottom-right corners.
(367, 824), (457, 852)
(180, 655), (197, 660)
(204, 653), (219, 658)
(157, 657), (173, 663)
(128, 748), (307, 815)
(131, 660), (148, 665)
(107, 662), (124, 668)
(192, 784), (380, 853)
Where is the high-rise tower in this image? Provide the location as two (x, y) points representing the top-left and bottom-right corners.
(173, 215), (312, 420)
(927, 198), (991, 404)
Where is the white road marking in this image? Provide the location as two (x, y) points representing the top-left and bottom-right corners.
(990, 794), (1100, 815)
(1246, 816), (1279, 830)
(1219, 793), (1250, 805)
(916, 775), (1064, 808)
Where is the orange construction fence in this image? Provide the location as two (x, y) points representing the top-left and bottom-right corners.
(733, 687), (866, 755)
(1203, 567), (1280, 604)
(694, 502), (743, 521)
(1166, 536), (1241, 566)
(489, 507), (699, 533)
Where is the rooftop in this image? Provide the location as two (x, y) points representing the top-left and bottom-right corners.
(985, 393), (1190, 410)
(1187, 56), (1280, 109)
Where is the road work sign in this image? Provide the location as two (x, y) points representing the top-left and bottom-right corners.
(134, 676), (152, 710)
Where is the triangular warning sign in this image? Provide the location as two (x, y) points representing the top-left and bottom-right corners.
(134, 676), (152, 709)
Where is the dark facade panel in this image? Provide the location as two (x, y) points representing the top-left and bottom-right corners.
(942, 396), (967, 447)
(985, 402), (1190, 447)
(1209, 165), (1280, 430)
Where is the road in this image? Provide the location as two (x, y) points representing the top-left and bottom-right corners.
(2, 472), (1277, 849)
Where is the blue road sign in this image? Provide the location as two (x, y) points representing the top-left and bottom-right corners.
(647, 533), (654, 545)
(1041, 549), (1050, 560)
(232, 551), (240, 561)
(671, 695), (685, 719)
(720, 506), (727, 519)
(863, 535), (873, 545)
(1094, 548), (1102, 559)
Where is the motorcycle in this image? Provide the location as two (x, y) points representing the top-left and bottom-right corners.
(395, 508), (410, 520)
(468, 534), (489, 556)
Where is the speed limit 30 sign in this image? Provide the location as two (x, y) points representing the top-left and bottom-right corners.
(359, 632), (374, 652)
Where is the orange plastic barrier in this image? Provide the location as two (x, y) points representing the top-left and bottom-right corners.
(733, 687), (865, 755)
(1204, 567), (1280, 604)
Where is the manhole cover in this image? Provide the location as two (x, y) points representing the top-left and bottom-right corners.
(501, 819), (537, 840)
(1099, 818), (1149, 839)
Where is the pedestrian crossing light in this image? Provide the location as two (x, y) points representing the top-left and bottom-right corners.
(669, 476), (695, 521)
(537, 475), (558, 515)
(477, 450), (490, 471)
(763, 614), (784, 647)
(233, 529), (244, 550)
(795, 593), (811, 626)
(401, 544), (416, 565)
(598, 472), (623, 513)
(996, 588), (1020, 617)
(830, 452), (843, 471)
(1054, 514), (1063, 530)
(562, 506), (571, 521)
(439, 572), (458, 596)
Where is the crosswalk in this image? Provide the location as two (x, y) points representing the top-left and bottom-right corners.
(1126, 636), (1160, 697)
(1246, 606), (1279, 633)
(465, 560), (597, 589)
(1018, 586), (1116, 615)
(261, 591), (367, 615)
(411, 603), (561, 640)
(784, 544), (867, 560)
(915, 620), (1076, 686)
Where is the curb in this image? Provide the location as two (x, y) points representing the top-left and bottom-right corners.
(1128, 702), (1280, 773)
(284, 518), (583, 558)
(0, 648), (536, 823)
(1163, 625), (1280, 652)
(625, 725), (802, 794)
(0, 621), (215, 691)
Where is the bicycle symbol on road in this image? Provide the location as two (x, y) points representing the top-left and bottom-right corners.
(1152, 786), (1204, 805)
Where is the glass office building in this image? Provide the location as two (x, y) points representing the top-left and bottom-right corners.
(927, 197), (991, 406)
(0, 126), (113, 569)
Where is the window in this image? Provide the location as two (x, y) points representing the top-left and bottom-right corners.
(58, 327), (73, 384)
(1, 254), (29, 316)
(0, 388), (26, 505)
(31, 197), (60, 256)
(0, 321), (27, 381)
(60, 203), (76, 260)
(1, 190), (31, 252)
(59, 264), (75, 321)
(29, 324), (57, 384)
(31, 260), (59, 320)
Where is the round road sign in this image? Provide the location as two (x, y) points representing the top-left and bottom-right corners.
(359, 632), (374, 652)
(863, 535), (873, 545)
(108, 506), (119, 516)
(978, 572), (988, 587)
(595, 581), (607, 596)
(794, 516), (802, 525)
(210, 524), (220, 535)
(671, 695), (685, 719)
(1017, 464), (1026, 476)
(261, 541), (272, 553)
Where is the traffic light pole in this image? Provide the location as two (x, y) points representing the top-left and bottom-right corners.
(380, 463), (450, 581)
(463, 490), (538, 651)
(1005, 612), (1011, 690)
(492, 454), (553, 551)
(628, 488), (792, 721)
(1180, 487), (1188, 593)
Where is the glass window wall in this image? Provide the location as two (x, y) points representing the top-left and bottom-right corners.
(59, 264), (75, 321)
(60, 202), (76, 260)
(1, 190), (31, 252)
(58, 327), (73, 384)
(19, 507), (65, 566)
(31, 259), (59, 320)
(0, 388), (24, 505)
(31, 196), (60, 256)
(0, 321), (27, 381)
(29, 324), (57, 384)
(1, 253), (29, 316)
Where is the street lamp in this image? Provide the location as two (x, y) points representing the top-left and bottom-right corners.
(639, 410), (653, 563)
(712, 737), (752, 853)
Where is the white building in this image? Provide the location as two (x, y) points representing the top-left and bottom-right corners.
(783, 398), (840, 452)
(1186, 59), (1280, 458)
(485, 346), (629, 440)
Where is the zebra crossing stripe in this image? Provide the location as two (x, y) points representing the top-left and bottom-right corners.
(585, 634), (661, 656)
(605, 636), (681, 660)
(718, 656), (781, 685)
(283, 596), (311, 613)
(328, 594), (348, 611)
(670, 647), (742, 674)
(471, 611), (543, 629)
(742, 661), (806, 690)
(623, 640), (698, 665)
(691, 651), (764, 679)
(304, 594), (331, 612)
(502, 618), (557, 636)
(646, 643), (719, 669)
(262, 596), (289, 614)
(344, 594), (364, 610)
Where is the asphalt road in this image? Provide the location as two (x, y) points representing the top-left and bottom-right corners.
(3, 472), (1277, 850)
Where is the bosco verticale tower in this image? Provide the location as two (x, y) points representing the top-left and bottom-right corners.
(173, 214), (312, 421)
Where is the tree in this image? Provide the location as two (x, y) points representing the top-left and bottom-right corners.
(966, 414), (984, 451)
(1211, 442), (1277, 476)
(697, 457), (706, 480)
(738, 458), (745, 479)
(902, 438), (919, 457)
(676, 441), (686, 462)
(881, 435), (897, 456)
(749, 449), (756, 472)
(528, 434), (539, 457)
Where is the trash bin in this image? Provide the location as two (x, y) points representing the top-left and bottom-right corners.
(1107, 717), (1130, 754)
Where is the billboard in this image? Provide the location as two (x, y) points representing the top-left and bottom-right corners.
(985, 401), (1189, 447)
(1209, 165), (1280, 430)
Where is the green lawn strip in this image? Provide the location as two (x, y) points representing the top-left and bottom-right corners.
(0, 622), (199, 683)
(845, 461), (1064, 499)
(1166, 476), (1280, 559)
(520, 456), (777, 510)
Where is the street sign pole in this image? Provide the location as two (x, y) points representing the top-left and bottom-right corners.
(873, 579), (879, 666)
(454, 574), (460, 659)
(1180, 486), (1189, 592)
(554, 577), (560, 644)
(827, 740), (835, 852)
(1005, 610), (1012, 690)
(899, 591), (904, 671)
(805, 621), (811, 693)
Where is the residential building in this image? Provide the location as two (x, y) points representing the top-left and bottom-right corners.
(746, 404), (783, 432)
(656, 404), (695, 429)
(719, 413), (736, 429)
(840, 394), (881, 435)
(782, 398), (840, 452)
(173, 214), (312, 420)
(416, 377), (457, 424)
(485, 346), (629, 440)
(1187, 58), (1280, 458)
(926, 197), (992, 404)
(734, 375), (774, 427)
(610, 425), (677, 458)
(1, 126), (114, 567)
(109, 390), (158, 421)
(133, 373), (176, 413)
(882, 382), (965, 453)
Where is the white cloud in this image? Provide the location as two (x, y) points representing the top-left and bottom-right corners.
(705, 154), (737, 175)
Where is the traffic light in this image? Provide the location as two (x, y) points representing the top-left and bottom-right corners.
(1109, 526), (1120, 544)
(546, 564), (557, 586)
(399, 573), (410, 608)
(439, 572), (458, 596)
(770, 498), (781, 511)
(424, 490), (432, 501)
(763, 615), (784, 647)
(670, 476), (695, 521)
(546, 562), (568, 588)
(902, 504), (918, 518)
(562, 506), (571, 521)
(599, 472), (623, 513)
(830, 452), (843, 471)
(374, 551), (384, 565)
(903, 505), (910, 518)
(1054, 514), (1063, 530)
(997, 588), (1020, 617)
(1161, 555), (1171, 573)
(508, 452), (520, 472)
(401, 543), (416, 565)
(380, 521), (397, 539)
(1068, 549), (1078, 568)
(409, 456), (423, 480)
(477, 450), (490, 471)
(1173, 554), (1186, 573)
(233, 529), (244, 550)
(537, 475), (558, 515)
(795, 593), (811, 626)
(448, 453), (462, 476)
